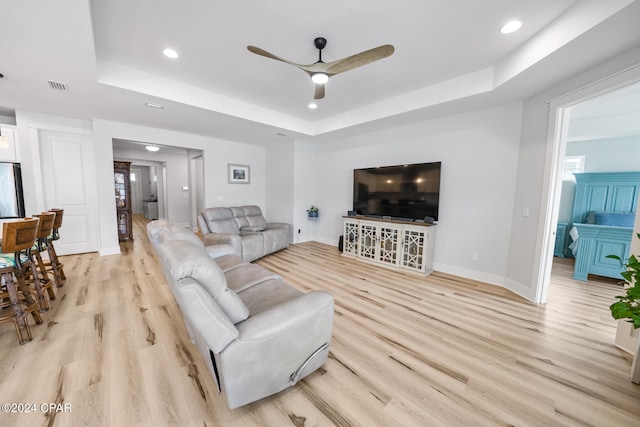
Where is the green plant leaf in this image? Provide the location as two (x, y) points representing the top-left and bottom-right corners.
(608, 234), (640, 328)
(610, 301), (633, 320)
(628, 287), (640, 299)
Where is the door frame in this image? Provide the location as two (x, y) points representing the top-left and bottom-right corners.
(535, 65), (640, 303)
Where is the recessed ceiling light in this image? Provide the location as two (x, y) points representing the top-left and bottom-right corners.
(145, 102), (164, 109)
(308, 103), (318, 109)
(163, 48), (179, 59)
(145, 145), (160, 152)
(500, 20), (522, 34)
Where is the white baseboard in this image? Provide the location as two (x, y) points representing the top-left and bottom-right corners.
(433, 262), (506, 288)
(502, 277), (537, 302)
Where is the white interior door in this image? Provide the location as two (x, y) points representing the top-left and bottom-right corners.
(39, 130), (99, 255)
(190, 155), (205, 228)
(130, 168), (142, 214)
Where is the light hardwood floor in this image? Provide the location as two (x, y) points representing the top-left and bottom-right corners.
(0, 214), (639, 426)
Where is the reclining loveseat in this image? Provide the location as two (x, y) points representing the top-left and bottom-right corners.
(147, 220), (334, 409)
(197, 205), (290, 262)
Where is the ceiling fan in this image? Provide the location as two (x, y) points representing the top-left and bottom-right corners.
(247, 37), (394, 100)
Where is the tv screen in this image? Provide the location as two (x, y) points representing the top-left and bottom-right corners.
(353, 162), (441, 221)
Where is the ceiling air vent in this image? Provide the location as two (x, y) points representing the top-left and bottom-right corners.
(46, 80), (69, 91)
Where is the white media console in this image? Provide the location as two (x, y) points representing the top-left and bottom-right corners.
(342, 216), (436, 275)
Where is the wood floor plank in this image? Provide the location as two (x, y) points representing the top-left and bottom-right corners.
(0, 214), (638, 426)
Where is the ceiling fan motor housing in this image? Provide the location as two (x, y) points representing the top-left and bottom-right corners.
(314, 37), (327, 50)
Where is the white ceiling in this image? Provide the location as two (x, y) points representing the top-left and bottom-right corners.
(1, 0), (639, 146)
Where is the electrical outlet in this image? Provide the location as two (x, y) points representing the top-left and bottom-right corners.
(472, 252), (479, 261)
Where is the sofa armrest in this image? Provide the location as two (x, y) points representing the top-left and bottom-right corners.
(201, 233), (242, 256)
(197, 214), (210, 235)
(266, 222), (290, 231)
(176, 281), (240, 353)
(204, 244), (236, 259)
(221, 290), (333, 408)
(236, 291), (333, 341)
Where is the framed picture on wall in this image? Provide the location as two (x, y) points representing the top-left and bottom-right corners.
(228, 163), (250, 184)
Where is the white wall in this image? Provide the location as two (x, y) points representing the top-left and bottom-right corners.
(567, 135), (640, 171)
(265, 140), (295, 240)
(265, 140), (320, 243)
(559, 135), (640, 221)
(305, 103), (523, 286)
(292, 141), (318, 243)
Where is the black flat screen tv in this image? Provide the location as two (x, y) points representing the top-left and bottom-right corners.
(353, 162), (441, 222)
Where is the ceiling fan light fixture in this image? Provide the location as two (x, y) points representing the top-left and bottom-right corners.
(308, 102), (318, 109)
(311, 73), (329, 84)
(145, 145), (160, 152)
(500, 20), (522, 34)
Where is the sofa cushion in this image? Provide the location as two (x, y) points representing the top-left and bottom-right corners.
(203, 207), (240, 235)
(224, 263), (280, 293)
(240, 225), (265, 233)
(157, 240), (249, 324)
(232, 205), (268, 229)
(236, 278), (303, 316)
(214, 254), (249, 273)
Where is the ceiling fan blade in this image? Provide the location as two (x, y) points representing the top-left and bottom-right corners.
(247, 45), (306, 69)
(314, 84), (325, 100)
(325, 44), (395, 75)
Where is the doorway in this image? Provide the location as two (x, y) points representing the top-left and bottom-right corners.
(111, 139), (203, 229)
(537, 73), (640, 304)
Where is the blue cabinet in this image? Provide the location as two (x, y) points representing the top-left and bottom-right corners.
(554, 222), (569, 257)
(570, 172), (640, 281)
(572, 224), (631, 281)
(571, 172), (640, 223)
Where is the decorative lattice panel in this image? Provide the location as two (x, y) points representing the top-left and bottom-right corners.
(377, 227), (399, 265)
(402, 229), (425, 271)
(344, 221), (359, 255)
(359, 224), (377, 260)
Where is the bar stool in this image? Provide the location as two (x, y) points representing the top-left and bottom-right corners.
(28, 212), (57, 302)
(45, 208), (66, 286)
(0, 218), (44, 343)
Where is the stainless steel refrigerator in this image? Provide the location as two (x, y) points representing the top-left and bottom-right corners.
(0, 162), (26, 219)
